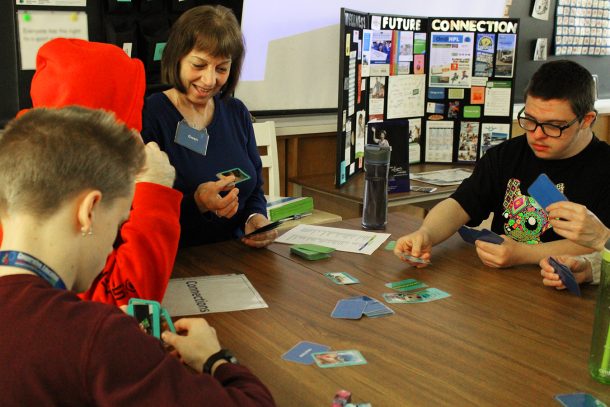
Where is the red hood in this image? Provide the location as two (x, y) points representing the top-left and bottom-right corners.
(26, 38), (146, 131)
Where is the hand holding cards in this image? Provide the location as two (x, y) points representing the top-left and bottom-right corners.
(548, 256), (581, 296)
(243, 220), (282, 238)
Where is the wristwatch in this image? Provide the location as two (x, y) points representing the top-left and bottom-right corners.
(203, 349), (238, 374)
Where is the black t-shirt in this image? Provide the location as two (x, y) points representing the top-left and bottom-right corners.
(451, 135), (610, 244)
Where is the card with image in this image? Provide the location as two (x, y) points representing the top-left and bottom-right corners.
(383, 288), (450, 303)
(399, 253), (431, 264)
(312, 350), (367, 368)
(324, 272), (359, 285)
(385, 278), (428, 292)
(555, 393), (607, 407)
(216, 167), (251, 185)
(282, 341), (331, 365)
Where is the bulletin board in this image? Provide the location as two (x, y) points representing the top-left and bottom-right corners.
(336, 8), (520, 188)
(0, 0), (242, 127)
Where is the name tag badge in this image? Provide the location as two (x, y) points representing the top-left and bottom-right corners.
(174, 120), (209, 156)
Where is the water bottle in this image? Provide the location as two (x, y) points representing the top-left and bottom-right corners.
(362, 144), (391, 230)
(589, 238), (610, 384)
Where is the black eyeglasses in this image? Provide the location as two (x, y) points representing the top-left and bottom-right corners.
(517, 107), (580, 138)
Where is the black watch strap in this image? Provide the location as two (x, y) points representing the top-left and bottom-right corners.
(203, 349), (238, 374)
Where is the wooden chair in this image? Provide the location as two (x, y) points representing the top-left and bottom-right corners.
(252, 121), (280, 197)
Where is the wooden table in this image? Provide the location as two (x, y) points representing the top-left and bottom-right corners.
(289, 163), (474, 219)
(172, 213), (608, 406)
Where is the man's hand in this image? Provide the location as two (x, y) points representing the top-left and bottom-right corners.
(135, 142), (176, 188)
(394, 229), (433, 268)
(473, 235), (523, 268)
(539, 255), (593, 289)
(547, 202), (610, 252)
(161, 318), (222, 374)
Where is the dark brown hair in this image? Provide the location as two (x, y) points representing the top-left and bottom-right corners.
(0, 107), (145, 217)
(161, 5), (244, 99)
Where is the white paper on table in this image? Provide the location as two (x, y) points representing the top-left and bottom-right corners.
(162, 274), (268, 317)
(276, 224), (390, 255)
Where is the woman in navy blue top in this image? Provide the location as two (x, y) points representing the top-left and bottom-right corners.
(142, 5), (277, 247)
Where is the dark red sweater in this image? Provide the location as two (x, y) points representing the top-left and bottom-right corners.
(0, 275), (275, 406)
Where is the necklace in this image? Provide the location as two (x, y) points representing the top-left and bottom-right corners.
(0, 251), (66, 289)
(173, 90), (213, 131)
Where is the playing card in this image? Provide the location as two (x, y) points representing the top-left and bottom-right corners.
(312, 350), (367, 368)
(324, 272), (359, 285)
(549, 257), (581, 296)
(384, 241), (396, 250)
(383, 288), (451, 303)
(216, 167), (250, 185)
(399, 253), (431, 264)
(555, 393), (607, 407)
(527, 173), (568, 211)
(293, 244), (335, 254)
(458, 225), (479, 244)
(363, 299), (394, 318)
(385, 278), (428, 292)
(458, 226), (503, 245)
(290, 246), (331, 261)
(282, 341), (331, 365)
(477, 229), (504, 244)
(331, 299), (367, 319)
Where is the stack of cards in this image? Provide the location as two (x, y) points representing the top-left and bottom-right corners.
(290, 244), (335, 261)
(282, 342), (367, 369)
(549, 257), (581, 296)
(385, 278), (428, 292)
(399, 253), (431, 265)
(325, 272), (359, 285)
(331, 295), (394, 319)
(383, 288), (451, 304)
(383, 278), (451, 304)
(458, 226), (504, 244)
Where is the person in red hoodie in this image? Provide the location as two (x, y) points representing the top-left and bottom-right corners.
(11, 38), (182, 307)
(0, 107), (274, 406)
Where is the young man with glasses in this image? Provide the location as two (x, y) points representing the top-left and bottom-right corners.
(394, 60), (610, 269)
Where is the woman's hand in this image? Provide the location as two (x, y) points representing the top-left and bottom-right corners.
(194, 177), (239, 219)
(242, 214), (278, 248)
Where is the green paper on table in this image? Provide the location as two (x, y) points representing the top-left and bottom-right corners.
(290, 244), (335, 260)
(384, 241), (396, 250)
(385, 278), (428, 292)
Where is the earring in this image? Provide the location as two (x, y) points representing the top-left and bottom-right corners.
(81, 227), (93, 237)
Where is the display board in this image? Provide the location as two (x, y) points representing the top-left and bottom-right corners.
(0, 0), (242, 127)
(336, 8), (520, 187)
(509, 0), (610, 103)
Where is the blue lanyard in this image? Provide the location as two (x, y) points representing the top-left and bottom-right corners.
(0, 251), (66, 290)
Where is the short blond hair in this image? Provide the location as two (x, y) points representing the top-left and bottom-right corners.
(0, 107), (145, 217)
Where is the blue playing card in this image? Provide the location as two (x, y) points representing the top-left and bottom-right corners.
(331, 299), (367, 319)
(363, 300), (394, 318)
(282, 341), (331, 365)
(458, 226), (503, 245)
(527, 173), (568, 211)
(549, 257), (581, 296)
(458, 226), (479, 244)
(477, 229), (504, 244)
(555, 393), (607, 407)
